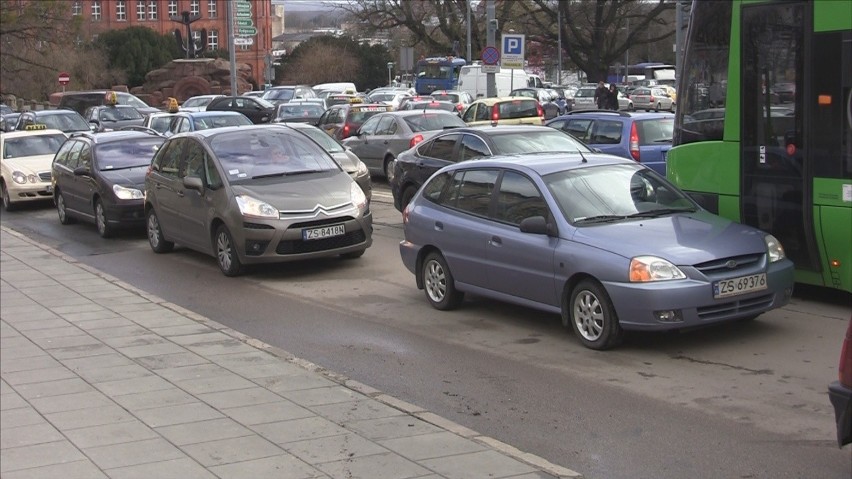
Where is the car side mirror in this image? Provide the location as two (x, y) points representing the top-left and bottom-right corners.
(73, 166), (90, 176)
(519, 216), (555, 236)
(183, 175), (204, 191)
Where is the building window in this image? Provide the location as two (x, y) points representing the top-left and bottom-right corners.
(71, 1), (82, 16)
(190, 0), (200, 16)
(148, 0), (157, 20)
(207, 0), (217, 18)
(136, 1), (145, 20)
(168, 0), (177, 17)
(92, 0), (101, 21)
(240, 43), (250, 51)
(208, 29), (218, 51)
(116, 1), (126, 21)
(192, 30), (201, 50)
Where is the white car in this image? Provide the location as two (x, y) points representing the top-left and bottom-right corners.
(631, 87), (675, 112)
(179, 94), (224, 112)
(572, 85), (634, 111)
(0, 127), (67, 211)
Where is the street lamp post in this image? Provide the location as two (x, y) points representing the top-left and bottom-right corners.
(387, 62), (394, 87)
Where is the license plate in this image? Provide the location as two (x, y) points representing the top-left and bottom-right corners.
(45, 185), (53, 193)
(302, 224), (345, 241)
(713, 273), (767, 299)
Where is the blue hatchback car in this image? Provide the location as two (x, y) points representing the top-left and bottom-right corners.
(546, 110), (674, 175)
(399, 153), (795, 350)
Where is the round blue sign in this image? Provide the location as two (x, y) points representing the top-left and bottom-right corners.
(481, 46), (500, 65)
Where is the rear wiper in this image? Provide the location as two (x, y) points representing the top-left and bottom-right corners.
(653, 139), (673, 143)
(574, 215), (628, 224)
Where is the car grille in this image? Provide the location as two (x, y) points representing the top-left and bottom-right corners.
(289, 217), (355, 229)
(38, 171), (51, 182)
(243, 222), (275, 230)
(693, 253), (763, 276)
(697, 293), (775, 320)
(276, 229), (366, 254)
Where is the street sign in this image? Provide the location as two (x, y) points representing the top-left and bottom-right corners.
(481, 46), (500, 65)
(234, 37), (254, 46)
(235, 10), (251, 18)
(236, 19), (253, 27)
(237, 27), (257, 36)
(235, 1), (251, 11)
(482, 64), (500, 74)
(501, 33), (525, 69)
(58, 72), (70, 85)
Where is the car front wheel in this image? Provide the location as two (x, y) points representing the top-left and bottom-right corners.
(215, 224), (242, 276)
(56, 191), (75, 225)
(1, 180), (16, 211)
(95, 199), (113, 238)
(564, 279), (623, 350)
(146, 209), (173, 253)
(421, 252), (463, 310)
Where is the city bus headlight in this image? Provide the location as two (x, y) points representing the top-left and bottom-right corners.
(765, 234), (786, 263)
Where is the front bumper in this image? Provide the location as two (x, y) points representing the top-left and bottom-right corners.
(105, 200), (146, 228)
(829, 381), (852, 447)
(6, 181), (53, 204)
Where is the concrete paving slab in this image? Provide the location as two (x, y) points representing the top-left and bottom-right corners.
(29, 390), (114, 414)
(252, 416), (350, 444)
(282, 384), (367, 407)
(0, 354), (62, 373)
(0, 440), (87, 473)
(46, 342), (116, 360)
(134, 351), (209, 370)
(13, 377), (95, 399)
(63, 420), (158, 448)
(0, 392), (28, 410)
(94, 374), (174, 397)
(110, 386), (197, 411)
(19, 325), (84, 340)
(284, 432), (389, 465)
(3, 366), (77, 386)
(344, 415), (444, 441)
(133, 401), (225, 427)
(60, 352), (136, 371)
(116, 341), (188, 358)
(73, 363), (154, 383)
(104, 457), (217, 479)
(0, 422), (64, 449)
(45, 403), (137, 431)
(317, 451), (432, 479)
(198, 386), (284, 409)
(180, 435), (285, 467)
(0, 459), (108, 479)
(419, 450), (538, 479)
(1, 407), (45, 429)
(222, 400), (314, 426)
(207, 453), (325, 479)
(174, 371), (258, 394)
(155, 417), (254, 446)
(310, 398), (406, 424)
(377, 431), (488, 461)
(83, 437), (186, 470)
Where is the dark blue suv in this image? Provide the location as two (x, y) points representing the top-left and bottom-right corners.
(546, 110), (674, 175)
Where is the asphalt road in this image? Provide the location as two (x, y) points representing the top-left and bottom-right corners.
(2, 183), (850, 479)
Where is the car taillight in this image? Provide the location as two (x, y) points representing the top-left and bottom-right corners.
(630, 122), (640, 161)
(456, 103), (464, 111)
(409, 134), (424, 148)
(342, 123), (350, 138)
(491, 104), (500, 122)
(649, 95), (655, 102)
(537, 102), (544, 119)
(402, 203), (410, 224)
(840, 321), (852, 387)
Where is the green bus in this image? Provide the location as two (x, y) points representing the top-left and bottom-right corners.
(669, 0), (851, 293)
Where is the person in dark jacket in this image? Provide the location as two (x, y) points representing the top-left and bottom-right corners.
(594, 81), (608, 109)
(607, 84), (620, 110)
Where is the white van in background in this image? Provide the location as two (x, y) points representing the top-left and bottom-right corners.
(313, 82), (357, 94)
(457, 65), (533, 98)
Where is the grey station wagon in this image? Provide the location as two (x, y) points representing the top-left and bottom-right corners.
(399, 154), (795, 350)
(145, 125), (372, 276)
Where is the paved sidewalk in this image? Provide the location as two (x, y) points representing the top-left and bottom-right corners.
(0, 227), (582, 479)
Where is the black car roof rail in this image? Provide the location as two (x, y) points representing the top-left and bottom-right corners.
(563, 109), (631, 117)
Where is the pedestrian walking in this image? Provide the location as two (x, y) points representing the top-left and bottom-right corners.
(594, 81), (608, 109)
(607, 84), (620, 110)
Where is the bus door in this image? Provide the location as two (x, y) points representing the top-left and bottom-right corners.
(740, 2), (821, 272)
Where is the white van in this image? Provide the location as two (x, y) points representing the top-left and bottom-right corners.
(457, 65), (531, 98)
(313, 82), (357, 94)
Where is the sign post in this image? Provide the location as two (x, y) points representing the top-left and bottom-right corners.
(58, 72), (70, 92)
(501, 33), (525, 92)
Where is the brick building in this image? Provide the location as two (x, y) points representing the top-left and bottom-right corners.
(70, 0), (273, 86)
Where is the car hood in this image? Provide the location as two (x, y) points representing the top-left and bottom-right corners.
(331, 150), (359, 174)
(3, 154), (55, 173)
(569, 210), (769, 265)
(230, 172), (354, 212)
(99, 166), (149, 189)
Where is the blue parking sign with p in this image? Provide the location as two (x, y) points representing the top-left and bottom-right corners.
(504, 36), (523, 54)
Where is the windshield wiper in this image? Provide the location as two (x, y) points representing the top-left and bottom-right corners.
(653, 139), (673, 143)
(574, 214), (628, 224)
(101, 164), (150, 171)
(626, 207), (697, 218)
(252, 169), (323, 179)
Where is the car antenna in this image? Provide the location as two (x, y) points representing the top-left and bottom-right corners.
(576, 148), (589, 163)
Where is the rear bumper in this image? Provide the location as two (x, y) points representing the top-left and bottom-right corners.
(829, 380), (852, 447)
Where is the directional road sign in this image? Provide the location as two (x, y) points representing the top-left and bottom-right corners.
(235, 1), (251, 11)
(234, 37), (254, 46)
(237, 27), (257, 36)
(501, 33), (525, 69)
(236, 19), (253, 27)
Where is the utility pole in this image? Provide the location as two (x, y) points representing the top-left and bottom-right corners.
(227, 0), (237, 95)
(675, 0), (684, 82)
(557, 8), (562, 85)
(466, 0), (472, 63)
(486, 0), (496, 98)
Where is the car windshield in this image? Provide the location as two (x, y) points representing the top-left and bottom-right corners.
(348, 108), (388, 125)
(490, 130), (591, 155)
(405, 102), (457, 113)
(99, 107), (143, 121)
(496, 100), (538, 119)
(119, 94), (150, 109)
(2, 134), (66, 159)
(194, 114), (252, 130)
(574, 88), (595, 98)
(276, 104), (324, 119)
(183, 97), (214, 108)
(431, 94), (459, 102)
(95, 138), (164, 170)
(404, 113), (466, 132)
(147, 116), (173, 134)
(209, 129), (338, 183)
(544, 163), (697, 224)
(262, 89), (295, 101)
(39, 113), (90, 132)
(368, 93), (397, 102)
(295, 126), (345, 154)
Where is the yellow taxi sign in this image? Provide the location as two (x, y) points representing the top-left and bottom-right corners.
(24, 124), (47, 130)
(104, 91), (118, 106)
(350, 97), (364, 104)
(166, 97), (179, 113)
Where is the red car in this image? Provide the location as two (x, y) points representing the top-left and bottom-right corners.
(829, 319), (852, 447)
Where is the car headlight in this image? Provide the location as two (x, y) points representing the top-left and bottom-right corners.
(764, 234), (786, 263)
(356, 160), (368, 177)
(629, 255), (686, 282)
(351, 181), (367, 210)
(12, 171), (28, 184)
(113, 184), (144, 200)
(235, 194), (278, 219)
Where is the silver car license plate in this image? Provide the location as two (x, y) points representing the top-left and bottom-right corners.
(713, 273), (767, 299)
(303, 224), (345, 241)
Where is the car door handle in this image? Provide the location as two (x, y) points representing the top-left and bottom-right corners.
(434, 221), (443, 231)
(489, 236), (502, 246)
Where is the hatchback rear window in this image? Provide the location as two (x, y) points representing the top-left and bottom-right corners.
(348, 107), (389, 125)
(636, 118), (674, 145)
(496, 100), (538, 119)
(404, 113), (465, 132)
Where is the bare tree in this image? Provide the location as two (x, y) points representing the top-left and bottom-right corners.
(280, 43), (360, 85)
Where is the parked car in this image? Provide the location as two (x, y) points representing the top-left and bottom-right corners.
(325, 93), (363, 108)
(58, 90), (160, 116)
(546, 111), (674, 175)
(14, 110), (92, 134)
(509, 87), (560, 119)
(316, 103), (392, 141)
(273, 102), (326, 124)
(1, 113), (21, 133)
(399, 153), (795, 350)
(144, 125), (372, 276)
(630, 87), (676, 112)
(261, 85), (317, 105)
(391, 125), (590, 211)
(343, 110), (466, 179)
(829, 319), (852, 447)
(398, 100), (459, 115)
(275, 122), (371, 202)
(0, 103), (12, 115)
(428, 90), (474, 115)
(367, 91), (412, 110)
(1, 127), (67, 210)
(461, 97), (544, 126)
(179, 94), (224, 112)
(166, 111), (252, 136)
(83, 105), (145, 132)
(572, 85), (634, 111)
(143, 112), (177, 135)
(206, 96), (276, 124)
(242, 90), (266, 98)
(52, 130), (165, 237)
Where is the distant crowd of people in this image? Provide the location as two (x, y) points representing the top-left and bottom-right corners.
(594, 81), (620, 110)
